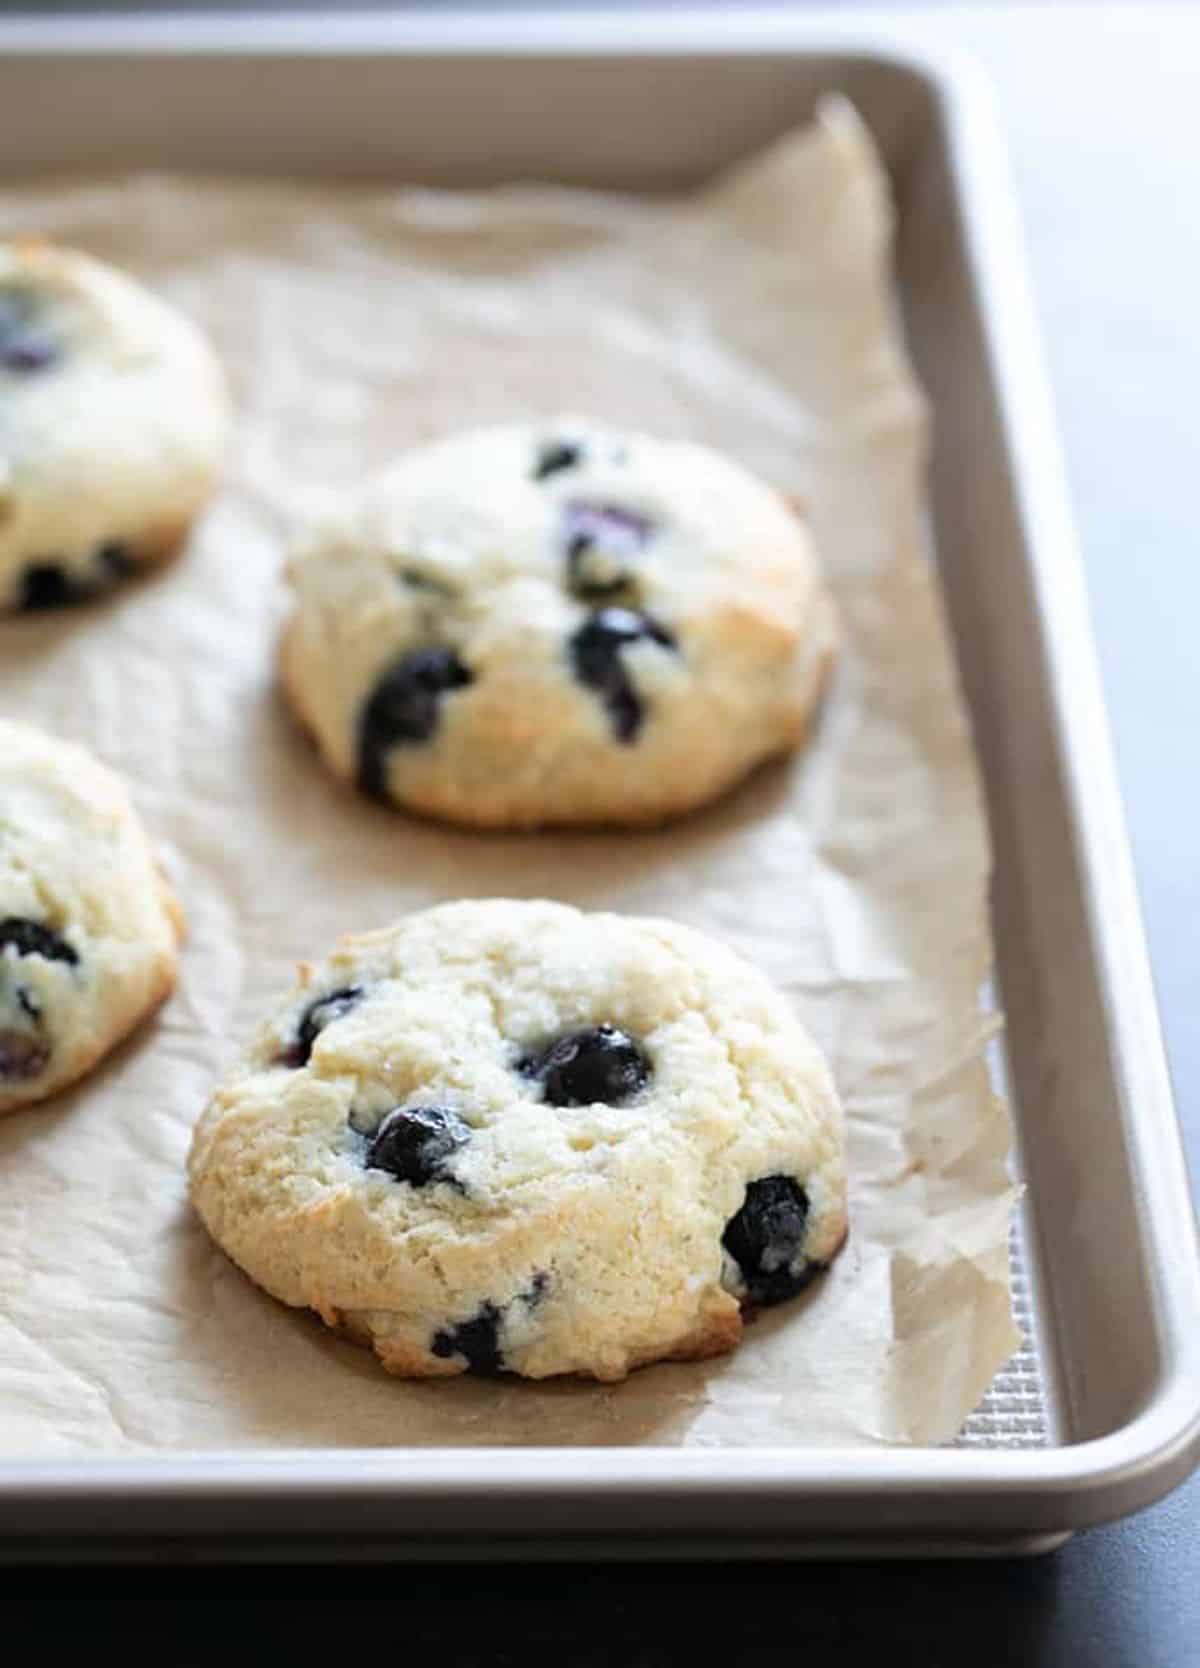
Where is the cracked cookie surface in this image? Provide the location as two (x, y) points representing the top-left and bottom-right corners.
(187, 898), (847, 1382)
(282, 419), (837, 828)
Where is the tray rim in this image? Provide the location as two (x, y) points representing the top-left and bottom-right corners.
(0, 8), (1197, 1539)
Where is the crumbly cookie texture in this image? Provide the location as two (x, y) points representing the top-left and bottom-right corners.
(0, 719), (185, 1113)
(0, 239), (230, 613)
(282, 419), (837, 828)
(188, 899), (847, 1383)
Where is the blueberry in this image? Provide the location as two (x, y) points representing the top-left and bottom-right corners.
(2, 338), (56, 373)
(398, 567), (453, 598)
(532, 440), (582, 481)
(569, 608), (676, 742)
(280, 985), (364, 1068)
(0, 920), (67, 1082)
(18, 563), (77, 611)
(98, 542), (135, 579)
(0, 918), (78, 965)
(0, 289), (57, 374)
(430, 1273), (548, 1375)
(364, 1104), (471, 1187)
(357, 647), (474, 800)
(0, 1029), (50, 1082)
(563, 502), (653, 600)
(431, 1301), (503, 1376)
(722, 1175), (821, 1307)
(520, 1024), (650, 1107)
(17, 544), (136, 612)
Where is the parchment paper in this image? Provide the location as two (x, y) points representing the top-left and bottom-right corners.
(0, 102), (1019, 1454)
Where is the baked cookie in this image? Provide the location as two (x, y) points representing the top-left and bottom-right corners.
(0, 719), (184, 1113)
(188, 899), (847, 1382)
(282, 419), (836, 827)
(0, 239), (230, 613)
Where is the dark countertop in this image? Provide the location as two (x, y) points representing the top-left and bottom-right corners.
(2, 4), (1199, 1660)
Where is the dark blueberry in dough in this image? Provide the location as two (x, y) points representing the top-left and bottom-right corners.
(532, 440), (582, 481)
(98, 542), (135, 579)
(18, 563), (77, 611)
(0, 1029), (50, 1082)
(569, 608), (676, 742)
(520, 1023), (650, 1107)
(0, 918), (79, 965)
(17, 543), (134, 612)
(722, 1175), (820, 1307)
(357, 647), (474, 800)
(1, 337), (56, 373)
(280, 985), (364, 1068)
(398, 567), (453, 598)
(0, 290), (57, 374)
(430, 1273), (545, 1375)
(431, 1301), (503, 1376)
(364, 1104), (471, 1187)
(564, 502), (653, 600)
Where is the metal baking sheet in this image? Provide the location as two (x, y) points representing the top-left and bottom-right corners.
(0, 12), (1197, 1556)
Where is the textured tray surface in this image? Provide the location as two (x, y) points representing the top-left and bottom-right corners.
(958, 1233), (1049, 1450)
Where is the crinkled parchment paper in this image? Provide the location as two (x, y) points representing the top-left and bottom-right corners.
(0, 102), (1018, 1454)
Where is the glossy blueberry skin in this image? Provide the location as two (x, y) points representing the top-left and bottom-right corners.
(357, 647), (474, 800)
(722, 1175), (821, 1307)
(280, 986), (364, 1068)
(519, 1023), (650, 1107)
(568, 608), (676, 742)
(0, 918), (78, 965)
(364, 1104), (472, 1188)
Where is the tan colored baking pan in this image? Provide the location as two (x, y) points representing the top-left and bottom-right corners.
(0, 11), (1197, 1559)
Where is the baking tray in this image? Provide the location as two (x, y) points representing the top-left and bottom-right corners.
(0, 11), (1197, 1560)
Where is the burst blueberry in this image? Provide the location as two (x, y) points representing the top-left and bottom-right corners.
(430, 1273), (548, 1375)
(569, 608), (676, 742)
(280, 985), (364, 1068)
(0, 918), (78, 965)
(431, 1301), (504, 1375)
(722, 1175), (819, 1307)
(357, 647), (474, 800)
